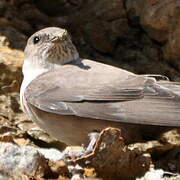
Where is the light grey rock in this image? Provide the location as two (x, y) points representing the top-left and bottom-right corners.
(37, 147), (63, 161)
(0, 142), (48, 177)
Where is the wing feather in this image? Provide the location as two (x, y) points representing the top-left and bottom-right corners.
(25, 59), (180, 126)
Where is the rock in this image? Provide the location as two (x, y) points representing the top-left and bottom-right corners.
(76, 127), (151, 179)
(139, 0), (170, 43)
(163, 27), (180, 69)
(0, 142), (49, 177)
(132, 0), (180, 69)
(128, 128), (180, 154)
(137, 168), (178, 180)
(126, 0), (145, 21)
(160, 129), (180, 146)
(49, 160), (69, 175)
(78, 0), (128, 54)
(137, 168), (164, 180)
(0, 26), (27, 49)
(125, 0), (180, 80)
(0, 34), (9, 47)
(0, 93), (21, 122)
(36, 0), (84, 16)
(128, 141), (166, 154)
(0, 46), (23, 94)
(62, 146), (85, 158)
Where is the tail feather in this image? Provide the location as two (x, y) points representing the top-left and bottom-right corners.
(158, 80), (180, 94)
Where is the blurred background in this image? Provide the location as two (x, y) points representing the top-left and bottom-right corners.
(0, 0), (180, 179)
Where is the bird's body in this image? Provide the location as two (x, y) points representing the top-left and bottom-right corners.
(21, 27), (180, 146)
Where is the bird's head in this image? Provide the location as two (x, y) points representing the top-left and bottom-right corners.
(24, 27), (79, 70)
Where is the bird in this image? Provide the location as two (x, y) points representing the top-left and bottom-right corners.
(20, 27), (180, 150)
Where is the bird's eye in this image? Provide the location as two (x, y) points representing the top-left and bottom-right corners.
(33, 36), (40, 44)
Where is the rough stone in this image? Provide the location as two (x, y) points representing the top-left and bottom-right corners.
(76, 128), (151, 179)
(0, 142), (49, 177)
(130, 0), (180, 70)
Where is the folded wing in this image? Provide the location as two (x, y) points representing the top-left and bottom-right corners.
(25, 59), (180, 126)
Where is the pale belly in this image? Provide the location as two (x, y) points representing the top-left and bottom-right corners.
(27, 103), (169, 146)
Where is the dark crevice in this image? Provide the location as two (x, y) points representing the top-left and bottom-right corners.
(26, 134), (66, 151)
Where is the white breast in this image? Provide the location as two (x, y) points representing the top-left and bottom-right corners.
(20, 60), (48, 113)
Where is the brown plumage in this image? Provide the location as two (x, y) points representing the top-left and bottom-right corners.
(21, 27), (180, 146)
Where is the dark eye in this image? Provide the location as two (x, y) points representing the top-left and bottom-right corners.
(33, 36), (40, 44)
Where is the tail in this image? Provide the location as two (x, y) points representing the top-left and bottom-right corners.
(157, 80), (180, 94)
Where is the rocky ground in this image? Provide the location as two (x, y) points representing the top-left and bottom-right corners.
(1, 0), (180, 179)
